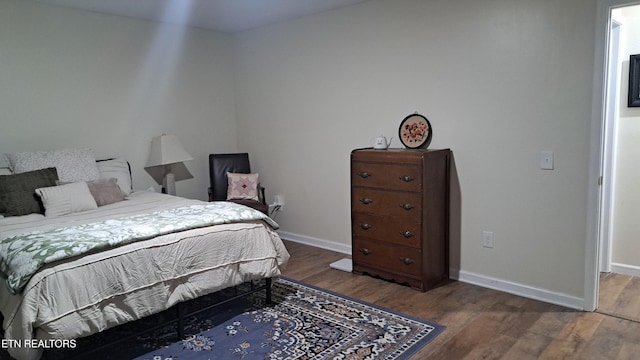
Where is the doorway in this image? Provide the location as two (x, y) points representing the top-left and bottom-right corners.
(593, 1), (640, 320)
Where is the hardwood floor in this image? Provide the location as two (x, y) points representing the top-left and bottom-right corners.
(280, 240), (640, 359)
(598, 272), (640, 323)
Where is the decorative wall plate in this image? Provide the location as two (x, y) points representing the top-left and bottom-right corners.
(399, 113), (432, 149)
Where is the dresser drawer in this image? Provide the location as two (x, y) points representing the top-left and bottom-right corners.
(352, 213), (421, 248)
(352, 162), (422, 192)
(352, 188), (422, 221)
(353, 238), (422, 277)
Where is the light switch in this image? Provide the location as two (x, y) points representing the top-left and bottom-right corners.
(541, 151), (554, 170)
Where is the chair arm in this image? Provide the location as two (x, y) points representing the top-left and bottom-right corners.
(258, 184), (266, 205)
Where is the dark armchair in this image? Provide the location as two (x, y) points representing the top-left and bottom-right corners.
(208, 153), (268, 215)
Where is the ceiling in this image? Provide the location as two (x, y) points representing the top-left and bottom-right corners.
(32, 0), (369, 33)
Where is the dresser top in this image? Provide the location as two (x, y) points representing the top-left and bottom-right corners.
(352, 148), (449, 153)
(351, 148), (450, 163)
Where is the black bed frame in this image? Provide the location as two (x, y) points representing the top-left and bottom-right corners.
(173, 278), (272, 340)
(41, 278), (272, 360)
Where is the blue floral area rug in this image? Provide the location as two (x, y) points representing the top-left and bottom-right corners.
(134, 277), (444, 360)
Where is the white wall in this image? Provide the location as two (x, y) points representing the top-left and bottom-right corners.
(611, 5), (640, 270)
(0, 0), (601, 305)
(0, 0), (237, 200)
(234, 0), (596, 300)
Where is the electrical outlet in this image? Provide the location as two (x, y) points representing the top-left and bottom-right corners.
(482, 231), (494, 248)
(540, 151), (554, 170)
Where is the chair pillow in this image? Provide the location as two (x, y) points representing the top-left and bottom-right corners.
(226, 172), (259, 202)
(36, 182), (98, 217)
(6, 148), (100, 182)
(0, 167), (59, 217)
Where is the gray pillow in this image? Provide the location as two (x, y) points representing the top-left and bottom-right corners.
(0, 167), (59, 216)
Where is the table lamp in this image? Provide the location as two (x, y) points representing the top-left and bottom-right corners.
(145, 134), (193, 195)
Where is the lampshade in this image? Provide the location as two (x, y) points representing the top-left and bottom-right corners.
(145, 134), (193, 167)
(144, 134), (194, 194)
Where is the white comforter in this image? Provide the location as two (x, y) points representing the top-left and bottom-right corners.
(0, 192), (290, 360)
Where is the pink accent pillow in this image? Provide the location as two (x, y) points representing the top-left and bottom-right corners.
(226, 172), (259, 201)
(87, 178), (125, 206)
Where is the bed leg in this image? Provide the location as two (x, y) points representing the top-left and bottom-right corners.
(177, 302), (185, 340)
(266, 277), (273, 305)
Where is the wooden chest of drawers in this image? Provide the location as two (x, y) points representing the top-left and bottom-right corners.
(350, 148), (450, 291)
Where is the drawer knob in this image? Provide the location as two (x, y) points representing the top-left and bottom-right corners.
(360, 248), (372, 255)
(400, 203), (414, 210)
(401, 230), (414, 238)
(400, 257), (415, 265)
(358, 172), (371, 178)
(360, 223), (372, 230)
(360, 198), (373, 205)
(399, 175), (414, 182)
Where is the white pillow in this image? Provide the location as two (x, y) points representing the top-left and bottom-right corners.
(35, 182), (98, 217)
(0, 168), (11, 176)
(96, 158), (132, 195)
(6, 148), (100, 182)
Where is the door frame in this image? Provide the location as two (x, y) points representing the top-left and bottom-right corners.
(587, 0), (640, 311)
(599, 18), (621, 274)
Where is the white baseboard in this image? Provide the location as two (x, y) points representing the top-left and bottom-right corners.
(276, 230), (586, 310)
(450, 268), (585, 310)
(276, 230), (351, 255)
(611, 263), (640, 277)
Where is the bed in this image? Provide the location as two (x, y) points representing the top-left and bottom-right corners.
(0, 150), (290, 360)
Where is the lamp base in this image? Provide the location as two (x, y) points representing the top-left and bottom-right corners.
(163, 173), (176, 196)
